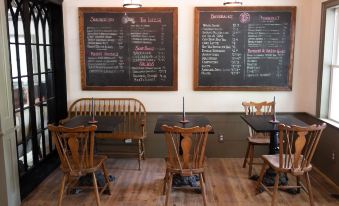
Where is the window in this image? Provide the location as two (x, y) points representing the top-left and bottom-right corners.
(6, 0), (67, 199)
(329, 8), (339, 122)
(317, 0), (339, 124)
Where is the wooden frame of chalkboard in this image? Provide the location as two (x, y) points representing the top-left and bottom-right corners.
(194, 7), (296, 91)
(79, 7), (178, 91)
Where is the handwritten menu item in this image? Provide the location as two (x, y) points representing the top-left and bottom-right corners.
(194, 7), (296, 91)
(79, 7), (178, 90)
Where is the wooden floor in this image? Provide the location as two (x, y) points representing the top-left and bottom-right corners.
(21, 158), (339, 206)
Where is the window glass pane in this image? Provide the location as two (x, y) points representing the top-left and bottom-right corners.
(38, 20), (44, 44)
(335, 9), (339, 65)
(15, 112), (23, 141)
(19, 45), (27, 76)
(21, 77), (29, 107)
(35, 105), (42, 131)
(45, 21), (50, 44)
(8, 10), (15, 43)
(43, 103), (48, 127)
(39, 46), (45, 72)
(22, 108), (31, 140)
(30, 16), (36, 44)
(33, 75), (40, 102)
(31, 45), (39, 74)
(41, 74), (47, 101)
(10, 44), (18, 77)
(46, 46), (52, 71)
(18, 13), (25, 44)
(329, 68), (339, 122)
(13, 79), (20, 109)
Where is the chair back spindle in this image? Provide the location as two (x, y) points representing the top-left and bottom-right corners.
(242, 101), (275, 136)
(48, 125), (97, 175)
(278, 123), (326, 175)
(161, 125), (212, 176)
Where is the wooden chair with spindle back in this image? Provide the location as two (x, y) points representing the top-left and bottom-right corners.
(242, 101), (275, 177)
(64, 98), (147, 170)
(161, 124), (212, 206)
(256, 123), (327, 206)
(48, 124), (112, 206)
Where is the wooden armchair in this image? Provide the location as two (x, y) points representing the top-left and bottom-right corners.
(242, 101), (275, 177)
(64, 98), (147, 170)
(256, 123), (327, 206)
(161, 124), (212, 206)
(48, 124), (112, 206)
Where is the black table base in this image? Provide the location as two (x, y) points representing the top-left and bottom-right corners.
(69, 172), (115, 194)
(171, 174), (201, 194)
(251, 169), (300, 195)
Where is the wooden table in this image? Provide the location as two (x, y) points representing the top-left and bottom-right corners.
(154, 115), (214, 134)
(241, 115), (308, 154)
(63, 115), (123, 132)
(241, 115), (308, 191)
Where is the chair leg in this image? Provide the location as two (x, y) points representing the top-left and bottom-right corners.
(256, 162), (266, 192)
(296, 176), (301, 193)
(202, 171), (206, 183)
(57, 174), (67, 206)
(92, 172), (101, 206)
(305, 172), (315, 206)
(102, 163), (112, 195)
(142, 139), (146, 160)
(200, 173), (208, 206)
(243, 143), (250, 168)
(248, 144), (254, 177)
(165, 173), (173, 206)
(163, 169), (169, 195)
(138, 139), (142, 170)
(271, 172), (280, 206)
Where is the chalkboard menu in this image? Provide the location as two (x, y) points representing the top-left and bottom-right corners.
(194, 7), (296, 91)
(79, 7), (178, 90)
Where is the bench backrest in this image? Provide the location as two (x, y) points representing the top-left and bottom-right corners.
(69, 98), (145, 117)
(68, 98), (147, 136)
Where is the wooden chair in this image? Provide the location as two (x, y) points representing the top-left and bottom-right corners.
(242, 101), (275, 177)
(161, 124), (212, 206)
(256, 123), (327, 206)
(48, 124), (112, 206)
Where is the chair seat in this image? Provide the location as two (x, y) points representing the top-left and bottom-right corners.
(262, 154), (312, 173)
(247, 133), (270, 144)
(165, 158), (205, 176)
(61, 155), (107, 176)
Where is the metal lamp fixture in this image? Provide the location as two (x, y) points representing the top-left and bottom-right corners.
(223, 0), (243, 6)
(123, 0), (142, 8)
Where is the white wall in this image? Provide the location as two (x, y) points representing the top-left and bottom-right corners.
(63, 0), (320, 114)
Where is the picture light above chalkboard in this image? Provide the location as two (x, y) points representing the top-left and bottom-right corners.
(79, 7), (178, 91)
(194, 7), (296, 91)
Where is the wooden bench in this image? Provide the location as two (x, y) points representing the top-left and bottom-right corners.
(64, 98), (147, 170)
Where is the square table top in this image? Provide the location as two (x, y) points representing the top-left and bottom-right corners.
(62, 115), (123, 133)
(240, 115), (308, 133)
(154, 115), (214, 134)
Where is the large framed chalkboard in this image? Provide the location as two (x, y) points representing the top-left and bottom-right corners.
(79, 7), (178, 90)
(194, 7), (296, 91)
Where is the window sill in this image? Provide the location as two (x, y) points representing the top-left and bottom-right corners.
(320, 118), (339, 129)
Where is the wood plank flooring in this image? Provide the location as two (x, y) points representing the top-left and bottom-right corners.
(21, 158), (339, 206)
